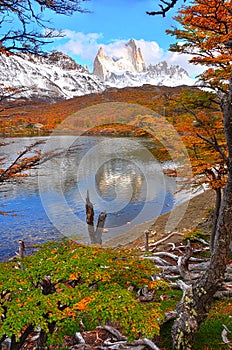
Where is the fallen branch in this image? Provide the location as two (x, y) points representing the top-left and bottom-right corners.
(74, 332), (86, 344)
(214, 289), (232, 299)
(99, 326), (126, 341)
(150, 232), (184, 251)
(100, 325), (160, 350)
(130, 338), (160, 350)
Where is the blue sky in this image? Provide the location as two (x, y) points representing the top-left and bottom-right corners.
(45, 0), (202, 77)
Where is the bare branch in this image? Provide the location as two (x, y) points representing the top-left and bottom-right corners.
(146, 0), (185, 17)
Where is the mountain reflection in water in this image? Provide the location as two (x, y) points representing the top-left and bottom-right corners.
(95, 159), (143, 202)
(0, 136), (179, 260)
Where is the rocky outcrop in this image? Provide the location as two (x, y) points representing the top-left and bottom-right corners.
(126, 39), (146, 73)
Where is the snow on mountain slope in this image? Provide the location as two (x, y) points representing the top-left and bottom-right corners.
(0, 51), (105, 102)
(93, 39), (195, 88)
(0, 41), (196, 103)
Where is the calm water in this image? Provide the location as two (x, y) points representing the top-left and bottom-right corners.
(0, 136), (180, 260)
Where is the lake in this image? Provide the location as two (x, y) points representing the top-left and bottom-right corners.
(0, 135), (182, 260)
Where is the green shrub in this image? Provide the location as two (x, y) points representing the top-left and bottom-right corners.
(0, 240), (170, 348)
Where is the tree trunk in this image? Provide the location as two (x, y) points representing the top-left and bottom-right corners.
(171, 87), (232, 349)
(85, 190), (95, 240)
(172, 176), (232, 349)
(210, 187), (222, 252)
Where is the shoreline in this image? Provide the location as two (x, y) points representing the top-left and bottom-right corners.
(0, 190), (215, 262)
(103, 189), (215, 248)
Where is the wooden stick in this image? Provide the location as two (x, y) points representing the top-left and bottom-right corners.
(18, 240), (25, 258)
(144, 229), (150, 252)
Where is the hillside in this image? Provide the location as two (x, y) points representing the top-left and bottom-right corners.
(0, 84), (202, 136)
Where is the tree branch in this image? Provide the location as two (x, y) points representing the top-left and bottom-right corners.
(196, 132), (228, 163)
(146, 0), (185, 17)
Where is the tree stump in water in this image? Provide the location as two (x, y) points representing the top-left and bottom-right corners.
(85, 191), (107, 244)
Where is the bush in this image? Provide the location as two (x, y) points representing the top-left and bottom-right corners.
(0, 240), (170, 348)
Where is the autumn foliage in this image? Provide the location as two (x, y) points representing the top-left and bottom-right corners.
(0, 84), (226, 191)
(167, 0), (232, 91)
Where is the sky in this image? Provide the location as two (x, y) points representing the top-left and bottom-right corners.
(45, 0), (203, 78)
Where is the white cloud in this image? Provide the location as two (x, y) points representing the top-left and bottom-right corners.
(134, 39), (164, 65)
(164, 50), (205, 78)
(56, 31), (205, 77)
(56, 30), (103, 61)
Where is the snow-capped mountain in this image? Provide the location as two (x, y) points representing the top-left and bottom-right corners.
(0, 51), (105, 102)
(0, 40), (195, 102)
(93, 39), (195, 87)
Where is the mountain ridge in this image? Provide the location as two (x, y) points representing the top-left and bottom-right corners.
(0, 51), (105, 102)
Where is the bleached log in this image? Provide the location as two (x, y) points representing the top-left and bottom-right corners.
(142, 256), (172, 266)
(164, 310), (178, 322)
(194, 237), (209, 246)
(189, 261), (210, 271)
(176, 280), (193, 298)
(160, 274), (181, 280)
(100, 326), (127, 341)
(143, 252), (204, 263)
(214, 290), (232, 299)
(74, 332), (86, 344)
(103, 339), (127, 346)
(151, 252), (179, 261)
(221, 324), (232, 347)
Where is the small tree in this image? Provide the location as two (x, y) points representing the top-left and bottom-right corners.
(166, 88), (227, 251)
(0, 140), (63, 185)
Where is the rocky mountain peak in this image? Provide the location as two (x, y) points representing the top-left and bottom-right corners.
(23, 51), (89, 73)
(97, 47), (105, 59)
(93, 39), (147, 80)
(93, 39), (195, 88)
(126, 39), (146, 73)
